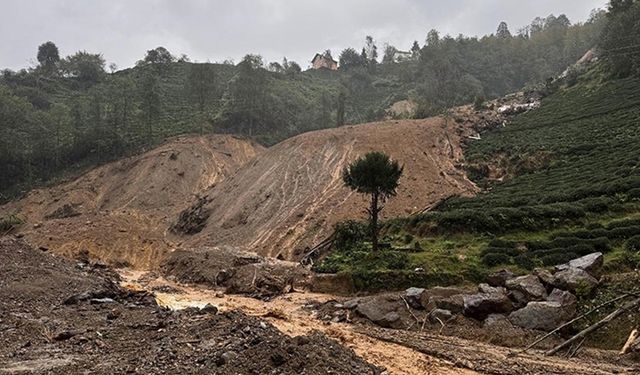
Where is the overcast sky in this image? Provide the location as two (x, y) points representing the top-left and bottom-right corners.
(2, 0), (607, 71)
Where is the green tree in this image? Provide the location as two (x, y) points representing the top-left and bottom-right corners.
(496, 21), (512, 38)
(37, 41), (60, 72)
(338, 48), (365, 70)
(342, 152), (403, 251)
(137, 46), (175, 65)
(60, 51), (106, 84)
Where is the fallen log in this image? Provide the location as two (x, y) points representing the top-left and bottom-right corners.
(546, 297), (640, 356)
(620, 329), (639, 355)
(522, 293), (633, 352)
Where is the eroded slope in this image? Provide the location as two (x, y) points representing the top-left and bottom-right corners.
(181, 118), (480, 259)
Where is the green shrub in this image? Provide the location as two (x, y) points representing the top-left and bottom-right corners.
(626, 235), (640, 252)
(514, 254), (537, 270)
(606, 226), (640, 239)
(481, 253), (512, 266)
(333, 220), (368, 250)
(540, 252), (578, 266)
(0, 215), (22, 233)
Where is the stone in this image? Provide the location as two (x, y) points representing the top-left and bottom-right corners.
(486, 269), (515, 287)
(508, 290), (529, 309)
(405, 287), (425, 309)
(198, 303), (218, 314)
(463, 293), (513, 320)
(484, 313), (507, 327)
(534, 268), (554, 287)
(546, 288), (577, 308)
(419, 287), (466, 309)
(509, 300), (576, 331)
(355, 296), (402, 328)
(422, 294), (465, 314)
(552, 267), (599, 294)
(429, 309), (453, 323)
(342, 299), (359, 310)
(505, 275), (547, 301)
(556, 252), (603, 278)
(90, 298), (116, 304)
(478, 283), (506, 294)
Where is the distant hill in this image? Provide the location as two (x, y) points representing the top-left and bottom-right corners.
(0, 12), (604, 199)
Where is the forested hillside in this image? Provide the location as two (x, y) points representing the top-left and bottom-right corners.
(315, 0), (640, 290)
(0, 12), (605, 199)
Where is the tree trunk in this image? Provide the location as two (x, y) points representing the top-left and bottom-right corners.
(370, 191), (379, 251)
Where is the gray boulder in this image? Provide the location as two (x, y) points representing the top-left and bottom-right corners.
(356, 296), (402, 328)
(556, 252), (603, 278)
(419, 287), (466, 310)
(509, 288), (577, 331)
(463, 292), (513, 320)
(534, 268), (554, 287)
(429, 308), (453, 323)
(486, 269), (515, 287)
(505, 275), (547, 301)
(405, 287), (425, 309)
(552, 267), (599, 294)
(422, 294), (465, 314)
(478, 283), (506, 295)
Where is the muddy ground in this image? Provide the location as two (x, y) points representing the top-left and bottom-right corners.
(0, 237), (380, 374)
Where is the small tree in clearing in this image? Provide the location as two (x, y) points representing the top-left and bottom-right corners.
(342, 151), (403, 251)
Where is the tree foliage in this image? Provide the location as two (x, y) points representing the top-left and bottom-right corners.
(342, 151), (403, 251)
(37, 41), (60, 71)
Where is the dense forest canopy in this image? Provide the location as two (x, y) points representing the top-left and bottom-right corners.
(0, 4), (635, 200)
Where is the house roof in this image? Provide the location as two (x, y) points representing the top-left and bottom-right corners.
(312, 53), (337, 64)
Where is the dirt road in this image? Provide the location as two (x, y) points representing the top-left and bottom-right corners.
(122, 271), (640, 375)
(122, 270), (478, 375)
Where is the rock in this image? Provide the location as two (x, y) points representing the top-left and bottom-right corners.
(478, 283), (506, 294)
(423, 294), (465, 314)
(463, 293), (513, 320)
(505, 275), (547, 301)
(486, 269), (515, 287)
(552, 267), (599, 294)
(199, 303), (218, 314)
(509, 300), (576, 331)
(556, 252), (604, 278)
(484, 313), (507, 327)
(508, 290), (529, 309)
(429, 309), (453, 323)
(419, 287), (466, 309)
(405, 287), (425, 309)
(546, 288), (577, 308)
(534, 268), (554, 287)
(356, 296), (402, 328)
(90, 298), (116, 304)
(64, 292), (93, 305)
(53, 330), (78, 341)
(342, 299), (359, 310)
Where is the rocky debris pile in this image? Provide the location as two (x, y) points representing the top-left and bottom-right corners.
(0, 236), (380, 374)
(162, 246), (313, 299)
(319, 253), (604, 335)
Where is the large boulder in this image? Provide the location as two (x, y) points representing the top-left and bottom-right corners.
(405, 287), (425, 309)
(486, 269), (515, 287)
(509, 290), (577, 331)
(355, 296), (403, 328)
(419, 287), (466, 309)
(423, 294), (465, 314)
(552, 267), (599, 294)
(463, 292), (513, 320)
(478, 283), (506, 295)
(505, 275), (547, 301)
(555, 252), (603, 278)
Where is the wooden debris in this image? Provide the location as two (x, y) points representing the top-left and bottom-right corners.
(546, 297), (640, 356)
(620, 329), (639, 355)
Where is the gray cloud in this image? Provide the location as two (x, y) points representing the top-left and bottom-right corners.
(1, 0), (607, 71)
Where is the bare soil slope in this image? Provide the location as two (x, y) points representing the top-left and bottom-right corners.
(180, 118), (479, 259)
(0, 135), (263, 268)
(0, 237), (380, 375)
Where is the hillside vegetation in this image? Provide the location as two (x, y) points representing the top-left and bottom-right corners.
(0, 13), (604, 200)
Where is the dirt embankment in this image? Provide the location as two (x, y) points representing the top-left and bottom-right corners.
(0, 135), (264, 268)
(0, 237), (380, 375)
(178, 118), (480, 260)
